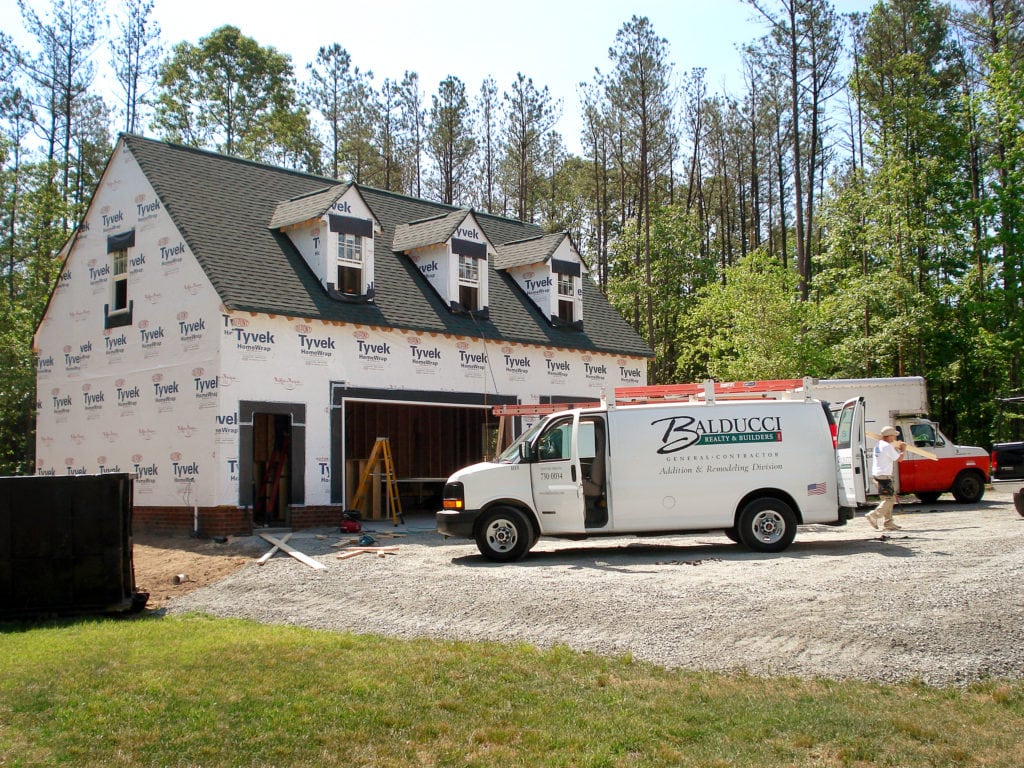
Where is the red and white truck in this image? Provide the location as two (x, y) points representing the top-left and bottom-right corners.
(796, 377), (990, 504)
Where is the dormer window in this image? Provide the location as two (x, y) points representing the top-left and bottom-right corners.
(393, 209), (492, 318)
(337, 232), (364, 296)
(271, 185), (379, 303)
(329, 213), (374, 300)
(458, 254), (480, 310)
(557, 272), (575, 323)
(104, 229), (135, 328)
(494, 232), (586, 329)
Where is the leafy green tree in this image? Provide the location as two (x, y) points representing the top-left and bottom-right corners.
(152, 25), (312, 165)
(502, 73), (560, 221)
(0, 157), (70, 474)
(427, 76), (475, 205)
(109, 0), (163, 134)
(608, 204), (714, 383)
(680, 249), (825, 381)
(603, 15), (676, 342)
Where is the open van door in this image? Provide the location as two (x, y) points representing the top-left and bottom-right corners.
(836, 396), (869, 506)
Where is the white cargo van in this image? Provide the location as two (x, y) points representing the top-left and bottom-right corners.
(437, 394), (864, 561)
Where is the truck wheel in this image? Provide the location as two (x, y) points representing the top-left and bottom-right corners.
(475, 506), (532, 562)
(737, 498), (797, 553)
(951, 471), (985, 504)
(915, 492), (941, 504)
(723, 527), (741, 543)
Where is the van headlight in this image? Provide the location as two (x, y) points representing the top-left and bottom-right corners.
(442, 481), (465, 510)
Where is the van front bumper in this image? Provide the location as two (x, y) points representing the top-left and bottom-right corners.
(436, 509), (482, 538)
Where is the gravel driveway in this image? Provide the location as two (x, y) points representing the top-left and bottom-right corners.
(170, 487), (1024, 687)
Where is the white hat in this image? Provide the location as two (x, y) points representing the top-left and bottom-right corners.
(879, 426), (898, 437)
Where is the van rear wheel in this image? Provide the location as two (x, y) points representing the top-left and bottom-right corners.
(737, 498), (797, 553)
(475, 506), (532, 562)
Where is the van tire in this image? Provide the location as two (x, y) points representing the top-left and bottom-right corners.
(475, 506), (532, 562)
(737, 498), (797, 553)
(951, 471), (985, 504)
(723, 527), (741, 543)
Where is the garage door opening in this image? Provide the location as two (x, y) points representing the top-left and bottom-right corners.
(342, 401), (496, 514)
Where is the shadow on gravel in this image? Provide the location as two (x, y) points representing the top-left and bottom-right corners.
(450, 533), (918, 569)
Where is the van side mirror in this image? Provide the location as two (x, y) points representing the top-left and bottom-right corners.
(519, 442), (536, 463)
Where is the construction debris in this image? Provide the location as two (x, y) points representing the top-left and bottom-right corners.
(336, 546), (400, 561)
(257, 533), (327, 571)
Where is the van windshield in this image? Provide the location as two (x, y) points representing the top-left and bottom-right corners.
(496, 418), (548, 463)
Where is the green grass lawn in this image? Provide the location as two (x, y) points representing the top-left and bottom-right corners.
(1, 613), (1022, 767)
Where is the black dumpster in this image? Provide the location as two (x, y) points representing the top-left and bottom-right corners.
(0, 473), (146, 619)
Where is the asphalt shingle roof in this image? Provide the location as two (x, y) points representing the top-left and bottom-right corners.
(123, 135), (653, 358)
(493, 232), (567, 271)
(392, 209), (473, 253)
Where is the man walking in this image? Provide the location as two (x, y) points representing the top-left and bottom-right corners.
(866, 426), (906, 531)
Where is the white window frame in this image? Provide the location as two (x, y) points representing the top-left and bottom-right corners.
(458, 254), (479, 285)
(110, 248), (129, 314)
(337, 233), (364, 294)
(557, 272), (575, 322)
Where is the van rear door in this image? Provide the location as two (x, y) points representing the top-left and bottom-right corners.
(836, 397), (869, 506)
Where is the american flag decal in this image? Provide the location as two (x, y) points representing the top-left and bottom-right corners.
(807, 482), (827, 496)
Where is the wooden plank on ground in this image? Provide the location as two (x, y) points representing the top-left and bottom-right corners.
(258, 533), (327, 570)
(256, 532), (292, 565)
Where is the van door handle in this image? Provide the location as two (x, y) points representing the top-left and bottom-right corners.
(571, 465), (577, 482)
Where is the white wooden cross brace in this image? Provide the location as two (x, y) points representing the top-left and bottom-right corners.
(258, 533), (327, 570)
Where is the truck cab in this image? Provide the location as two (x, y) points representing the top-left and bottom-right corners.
(890, 416), (988, 503)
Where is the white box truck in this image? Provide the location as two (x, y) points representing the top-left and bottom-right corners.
(437, 390), (866, 561)
(796, 377), (989, 504)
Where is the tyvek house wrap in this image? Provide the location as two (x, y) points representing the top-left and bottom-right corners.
(33, 137), (651, 512)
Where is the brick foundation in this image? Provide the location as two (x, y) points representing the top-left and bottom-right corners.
(133, 505), (346, 538)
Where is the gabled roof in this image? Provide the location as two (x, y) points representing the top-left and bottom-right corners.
(494, 232), (569, 271)
(121, 135), (652, 358)
(269, 182), (381, 233)
(392, 209), (473, 253)
(269, 184), (349, 229)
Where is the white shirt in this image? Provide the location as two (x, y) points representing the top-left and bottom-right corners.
(872, 439), (902, 478)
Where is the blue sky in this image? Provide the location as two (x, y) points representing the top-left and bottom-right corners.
(3, 0), (874, 152)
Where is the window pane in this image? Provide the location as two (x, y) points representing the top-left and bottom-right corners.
(338, 234), (362, 264)
(558, 298), (574, 322)
(558, 273), (573, 297)
(459, 284), (478, 310)
(337, 264), (362, 295)
(112, 250), (128, 276)
(113, 277), (128, 311)
(459, 255), (478, 283)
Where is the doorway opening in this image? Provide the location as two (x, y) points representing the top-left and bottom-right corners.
(253, 413), (291, 526)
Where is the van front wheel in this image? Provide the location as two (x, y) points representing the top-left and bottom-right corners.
(475, 506), (532, 562)
(737, 498), (797, 553)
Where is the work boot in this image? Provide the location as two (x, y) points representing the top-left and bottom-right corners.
(865, 510), (881, 530)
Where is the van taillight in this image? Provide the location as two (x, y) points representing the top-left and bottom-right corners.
(991, 451), (998, 473)
(830, 423), (838, 449)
